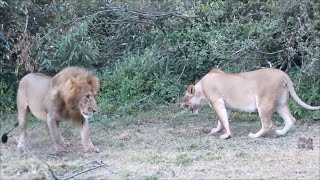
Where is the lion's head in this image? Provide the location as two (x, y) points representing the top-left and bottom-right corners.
(50, 66), (100, 120)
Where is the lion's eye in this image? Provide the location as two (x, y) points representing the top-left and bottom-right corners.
(85, 95), (90, 99)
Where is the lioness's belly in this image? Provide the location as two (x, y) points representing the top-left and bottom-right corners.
(224, 95), (257, 112)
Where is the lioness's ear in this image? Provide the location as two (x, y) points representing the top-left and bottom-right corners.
(187, 85), (195, 94)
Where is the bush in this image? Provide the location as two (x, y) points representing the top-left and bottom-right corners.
(287, 69), (320, 119)
(99, 50), (182, 116)
(1, 0), (319, 119)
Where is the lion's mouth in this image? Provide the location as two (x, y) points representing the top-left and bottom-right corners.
(81, 112), (93, 119)
(181, 103), (199, 115)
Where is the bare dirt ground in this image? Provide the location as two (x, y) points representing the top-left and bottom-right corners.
(1, 105), (320, 179)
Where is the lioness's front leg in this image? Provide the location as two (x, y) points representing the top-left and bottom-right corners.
(211, 99), (231, 139)
(210, 121), (222, 134)
(80, 118), (99, 153)
(47, 114), (68, 151)
(210, 109), (231, 134)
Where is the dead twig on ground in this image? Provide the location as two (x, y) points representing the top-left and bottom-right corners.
(60, 161), (106, 180)
(13, 137), (59, 180)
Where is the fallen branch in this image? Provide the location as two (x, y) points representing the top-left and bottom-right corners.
(35, 155), (59, 180)
(60, 161), (106, 180)
(13, 136), (59, 180)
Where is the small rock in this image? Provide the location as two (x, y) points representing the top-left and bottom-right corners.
(195, 127), (212, 134)
(297, 137), (313, 150)
(119, 132), (130, 140)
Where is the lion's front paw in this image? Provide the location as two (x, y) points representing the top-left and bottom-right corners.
(85, 146), (100, 153)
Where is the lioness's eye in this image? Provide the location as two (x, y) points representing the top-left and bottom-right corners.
(86, 95), (90, 99)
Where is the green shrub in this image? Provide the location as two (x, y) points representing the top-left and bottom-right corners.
(98, 50), (182, 116)
(287, 69), (320, 119)
(1, 0), (319, 119)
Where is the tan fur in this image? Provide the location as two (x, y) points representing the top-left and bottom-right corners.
(182, 68), (319, 139)
(17, 66), (100, 153)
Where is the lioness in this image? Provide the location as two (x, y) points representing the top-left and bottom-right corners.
(182, 68), (319, 139)
(11, 67), (100, 152)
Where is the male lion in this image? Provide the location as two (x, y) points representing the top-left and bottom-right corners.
(182, 68), (320, 139)
(11, 66), (100, 152)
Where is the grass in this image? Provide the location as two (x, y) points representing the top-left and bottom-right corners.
(0, 104), (319, 179)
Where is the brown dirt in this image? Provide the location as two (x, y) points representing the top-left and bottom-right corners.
(1, 105), (319, 179)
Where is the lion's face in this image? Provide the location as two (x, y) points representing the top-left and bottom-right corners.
(182, 85), (201, 115)
(77, 87), (98, 119)
(60, 73), (100, 120)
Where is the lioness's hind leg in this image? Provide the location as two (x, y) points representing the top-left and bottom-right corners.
(249, 104), (274, 138)
(275, 104), (295, 136)
(17, 92), (29, 149)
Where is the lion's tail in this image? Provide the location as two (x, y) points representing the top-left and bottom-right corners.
(283, 74), (320, 110)
(1, 122), (19, 143)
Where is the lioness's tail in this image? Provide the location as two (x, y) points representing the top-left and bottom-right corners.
(283, 74), (320, 110)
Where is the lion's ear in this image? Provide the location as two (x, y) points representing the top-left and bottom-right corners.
(187, 85), (195, 94)
(64, 77), (78, 93)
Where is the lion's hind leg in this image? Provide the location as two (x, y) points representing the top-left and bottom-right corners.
(17, 90), (29, 149)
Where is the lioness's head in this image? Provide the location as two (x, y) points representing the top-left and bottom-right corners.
(182, 85), (201, 115)
(61, 74), (100, 120)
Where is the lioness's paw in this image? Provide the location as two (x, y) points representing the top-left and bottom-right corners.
(210, 128), (221, 134)
(220, 134), (231, 139)
(248, 132), (259, 138)
(275, 130), (286, 136)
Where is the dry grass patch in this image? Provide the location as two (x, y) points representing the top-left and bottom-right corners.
(1, 105), (319, 179)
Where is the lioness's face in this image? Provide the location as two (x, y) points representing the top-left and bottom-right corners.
(78, 89), (98, 119)
(182, 85), (201, 115)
